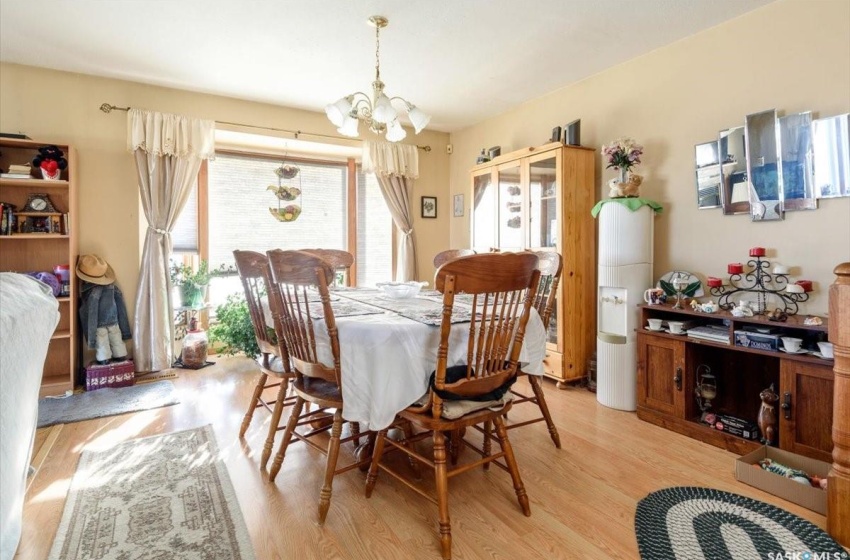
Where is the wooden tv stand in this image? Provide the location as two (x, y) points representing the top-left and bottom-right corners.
(636, 303), (834, 462)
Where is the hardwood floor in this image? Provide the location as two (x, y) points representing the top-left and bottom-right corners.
(20, 356), (826, 560)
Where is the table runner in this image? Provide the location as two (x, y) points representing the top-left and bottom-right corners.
(308, 299), (384, 319)
(334, 290), (474, 326)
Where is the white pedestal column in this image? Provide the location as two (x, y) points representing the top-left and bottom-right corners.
(596, 202), (655, 411)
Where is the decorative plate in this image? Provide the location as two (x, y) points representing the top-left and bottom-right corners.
(657, 270), (704, 298)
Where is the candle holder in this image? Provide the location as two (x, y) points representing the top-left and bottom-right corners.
(710, 251), (810, 315)
(672, 277), (689, 310)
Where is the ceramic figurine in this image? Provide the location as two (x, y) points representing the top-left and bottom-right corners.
(767, 308), (788, 322)
(700, 301), (719, 313)
(731, 301), (754, 317)
(690, 299), (700, 311)
(803, 316), (823, 326)
(758, 384), (779, 446)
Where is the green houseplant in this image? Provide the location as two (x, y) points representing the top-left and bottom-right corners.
(208, 292), (264, 358)
(170, 260), (233, 309)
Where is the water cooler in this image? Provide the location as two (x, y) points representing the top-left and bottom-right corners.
(596, 202), (655, 411)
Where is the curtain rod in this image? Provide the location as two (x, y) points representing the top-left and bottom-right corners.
(99, 103), (432, 152)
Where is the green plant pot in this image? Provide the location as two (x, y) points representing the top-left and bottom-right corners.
(181, 283), (208, 309)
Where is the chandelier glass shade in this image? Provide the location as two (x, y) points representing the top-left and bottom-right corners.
(325, 16), (431, 143)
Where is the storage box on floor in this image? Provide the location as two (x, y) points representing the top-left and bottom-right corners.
(84, 359), (135, 391)
(735, 446), (829, 515)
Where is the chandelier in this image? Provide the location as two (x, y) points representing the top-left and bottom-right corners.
(325, 16), (431, 142)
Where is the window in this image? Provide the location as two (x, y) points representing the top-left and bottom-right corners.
(174, 151), (394, 308)
(171, 184), (198, 254)
(356, 168), (393, 287)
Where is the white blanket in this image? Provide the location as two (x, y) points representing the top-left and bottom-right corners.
(0, 273), (59, 560)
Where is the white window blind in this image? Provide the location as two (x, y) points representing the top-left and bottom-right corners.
(208, 153), (348, 270)
(207, 153), (348, 307)
(171, 184), (198, 253)
(356, 168), (393, 286)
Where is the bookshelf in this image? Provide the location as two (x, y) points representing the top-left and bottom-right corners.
(0, 138), (77, 396)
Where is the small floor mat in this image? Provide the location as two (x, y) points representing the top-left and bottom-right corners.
(37, 381), (179, 428)
(635, 487), (847, 559)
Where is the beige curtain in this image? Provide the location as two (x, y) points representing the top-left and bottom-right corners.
(363, 141), (419, 281)
(129, 109), (215, 372)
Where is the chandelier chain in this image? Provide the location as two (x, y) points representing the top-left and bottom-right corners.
(374, 23), (381, 81)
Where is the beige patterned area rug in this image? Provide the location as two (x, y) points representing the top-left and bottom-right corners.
(48, 426), (256, 560)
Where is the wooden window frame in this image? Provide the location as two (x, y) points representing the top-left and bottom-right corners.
(194, 151), (395, 286)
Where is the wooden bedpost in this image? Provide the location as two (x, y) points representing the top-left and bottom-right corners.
(828, 262), (850, 545)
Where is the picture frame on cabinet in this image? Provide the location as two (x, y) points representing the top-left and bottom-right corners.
(453, 194), (464, 217)
(421, 196), (437, 219)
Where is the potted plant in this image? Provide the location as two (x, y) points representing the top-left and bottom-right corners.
(170, 260), (217, 309)
(208, 292), (276, 358)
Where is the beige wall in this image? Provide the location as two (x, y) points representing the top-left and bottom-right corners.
(0, 63), (451, 320)
(449, 0), (850, 315)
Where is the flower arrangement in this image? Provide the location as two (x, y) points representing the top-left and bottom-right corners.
(602, 137), (644, 198)
(602, 137), (643, 174)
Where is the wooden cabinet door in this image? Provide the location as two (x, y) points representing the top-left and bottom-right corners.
(779, 360), (834, 462)
(637, 333), (686, 416)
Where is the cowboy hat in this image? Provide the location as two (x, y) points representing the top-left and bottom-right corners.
(76, 254), (116, 285)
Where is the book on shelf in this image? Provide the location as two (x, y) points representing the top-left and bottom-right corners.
(63, 213), (69, 235)
(0, 173), (32, 179)
(8, 164), (31, 174)
(687, 325), (731, 344)
(0, 202), (17, 235)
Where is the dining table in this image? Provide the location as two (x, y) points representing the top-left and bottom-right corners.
(266, 287), (547, 432)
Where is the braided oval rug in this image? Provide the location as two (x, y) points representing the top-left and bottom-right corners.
(635, 487), (848, 560)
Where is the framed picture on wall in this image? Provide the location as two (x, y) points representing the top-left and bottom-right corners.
(421, 196), (437, 218)
(453, 194), (464, 217)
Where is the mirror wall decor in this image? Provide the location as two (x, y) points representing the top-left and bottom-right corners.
(695, 141), (721, 209)
(745, 109), (783, 222)
(695, 109), (849, 220)
(812, 113), (850, 198)
(778, 112), (815, 211)
(718, 126), (749, 215)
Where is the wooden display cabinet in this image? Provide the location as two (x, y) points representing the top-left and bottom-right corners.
(0, 138), (77, 396)
(636, 303), (833, 461)
(470, 142), (596, 385)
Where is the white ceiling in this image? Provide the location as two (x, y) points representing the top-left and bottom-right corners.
(0, 0), (774, 132)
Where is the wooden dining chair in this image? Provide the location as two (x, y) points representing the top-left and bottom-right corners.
(233, 250), (297, 469)
(265, 249), (371, 525)
(432, 248), (475, 269)
(503, 250), (563, 448)
(301, 248), (354, 287)
(365, 252), (540, 560)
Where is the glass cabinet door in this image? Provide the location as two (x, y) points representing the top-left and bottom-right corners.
(471, 171), (496, 251)
(528, 155), (558, 249)
(498, 163), (524, 250)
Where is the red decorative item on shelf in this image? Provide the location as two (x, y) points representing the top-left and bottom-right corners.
(796, 280), (813, 293)
(707, 276), (723, 288)
(749, 247), (766, 257)
(728, 263), (744, 274)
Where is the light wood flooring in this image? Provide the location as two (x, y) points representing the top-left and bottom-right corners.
(20, 356), (825, 560)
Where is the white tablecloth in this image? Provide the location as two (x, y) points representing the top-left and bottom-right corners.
(309, 292), (546, 431)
